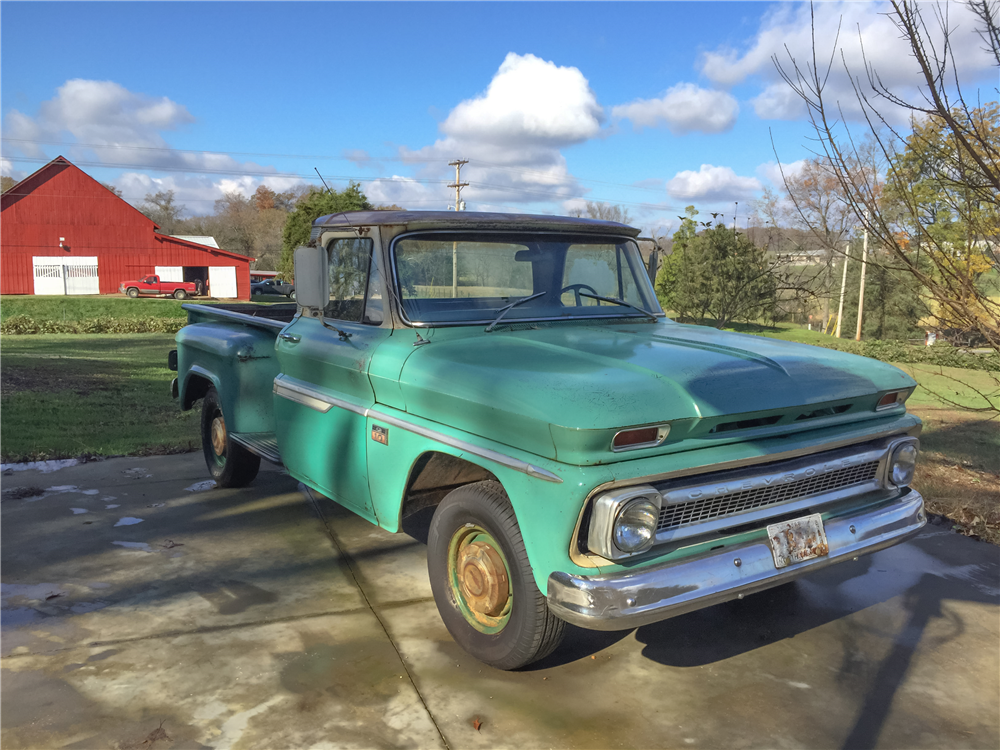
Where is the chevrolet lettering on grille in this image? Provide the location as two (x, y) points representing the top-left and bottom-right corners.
(675, 456), (867, 502)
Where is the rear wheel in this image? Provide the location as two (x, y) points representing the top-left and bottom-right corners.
(288, 289), (296, 301)
(200, 387), (260, 487)
(173, 289), (188, 300)
(428, 481), (565, 670)
(126, 287), (139, 298)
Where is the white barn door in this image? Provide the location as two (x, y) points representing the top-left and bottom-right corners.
(33, 257), (99, 295)
(208, 266), (237, 298)
(155, 266), (184, 282)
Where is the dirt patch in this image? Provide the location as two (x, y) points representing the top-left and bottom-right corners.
(916, 454), (1000, 545)
(1, 486), (46, 500)
(1, 366), (110, 397)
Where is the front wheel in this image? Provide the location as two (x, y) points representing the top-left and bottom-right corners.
(288, 289), (296, 301)
(126, 287), (139, 298)
(428, 481), (565, 670)
(200, 387), (260, 487)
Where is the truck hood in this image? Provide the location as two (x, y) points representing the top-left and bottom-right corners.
(395, 322), (916, 462)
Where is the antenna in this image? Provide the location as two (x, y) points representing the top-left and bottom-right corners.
(312, 167), (358, 236)
(314, 167), (333, 194)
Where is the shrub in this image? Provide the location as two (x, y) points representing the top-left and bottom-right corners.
(1, 315), (185, 336)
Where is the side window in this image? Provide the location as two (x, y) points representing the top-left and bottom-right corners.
(324, 237), (383, 325)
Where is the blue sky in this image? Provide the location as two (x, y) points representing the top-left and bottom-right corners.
(2, 1), (996, 234)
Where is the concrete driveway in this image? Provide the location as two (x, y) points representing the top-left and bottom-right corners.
(2, 453), (998, 750)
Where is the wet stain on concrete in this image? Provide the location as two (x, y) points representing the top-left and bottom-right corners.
(195, 580), (279, 615)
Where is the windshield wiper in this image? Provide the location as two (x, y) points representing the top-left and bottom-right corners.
(485, 291), (547, 332)
(579, 292), (658, 323)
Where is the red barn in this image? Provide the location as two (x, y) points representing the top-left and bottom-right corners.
(1, 156), (253, 299)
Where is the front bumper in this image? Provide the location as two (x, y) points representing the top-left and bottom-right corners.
(547, 489), (925, 630)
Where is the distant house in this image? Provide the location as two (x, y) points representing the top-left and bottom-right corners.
(1, 156), (253, 299)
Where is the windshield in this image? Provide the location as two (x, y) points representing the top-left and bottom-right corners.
(393, 232), (663, 325)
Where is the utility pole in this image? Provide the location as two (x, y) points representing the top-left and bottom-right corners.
(448, 160), (468, 298)
(448, 160), (469, 211)
(855, 217), (869, 341)
(835, 243), (849, 338)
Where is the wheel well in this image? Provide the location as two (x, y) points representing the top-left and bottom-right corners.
(183, 374), (213, 411)
(400, 452), (499, 522)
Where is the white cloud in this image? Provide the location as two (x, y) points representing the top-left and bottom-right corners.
(1, 79), (277, 182)
(362, 175), (442, 209)
(756, 160), (806, 188)
(1, 158), (26, 182)
(441, 52), (604, 148)
(667, 164), (762, 203)
(114, 172), (310, 215)
(700, 2), (996, 122)
(612, 83), (739, 134)
(391, 53), (608, 209)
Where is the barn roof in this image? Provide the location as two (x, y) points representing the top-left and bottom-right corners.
(2, 155), (253, 263)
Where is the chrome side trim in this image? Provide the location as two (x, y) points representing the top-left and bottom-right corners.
(272, 374), (562, 484)
(549, 489), (926, 631)
(367, 408), (563, 484)
(273, 376), (337, 414)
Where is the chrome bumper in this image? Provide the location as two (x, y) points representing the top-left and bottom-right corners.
(547, 490), (925, 631)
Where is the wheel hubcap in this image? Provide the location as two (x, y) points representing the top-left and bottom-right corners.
(448, 525), (512, 633)
(211, 415), (227, 457)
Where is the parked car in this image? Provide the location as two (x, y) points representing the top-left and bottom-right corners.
(169, 211), (924, 670)
(120, 275), (200, 299)
(251, 278), (295, 299)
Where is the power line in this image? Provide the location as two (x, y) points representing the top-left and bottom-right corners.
(1, 137), (673, 195)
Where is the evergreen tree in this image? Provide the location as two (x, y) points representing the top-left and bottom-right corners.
(278, 183), (372, 277)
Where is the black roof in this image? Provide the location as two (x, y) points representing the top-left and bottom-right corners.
(312, 210), (640, 237)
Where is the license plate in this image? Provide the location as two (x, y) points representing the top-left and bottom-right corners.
(767, 514), (829, 568)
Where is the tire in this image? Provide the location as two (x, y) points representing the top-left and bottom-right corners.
(126, 287), (139, 298)
(428, 481), (565, 670)
(200, 387), (260, 488)
(288, 289), (296, 301)
(173, 289), (188, 300)
(253, 289), (262, 296)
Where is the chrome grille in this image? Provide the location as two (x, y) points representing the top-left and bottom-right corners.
(657, 460), (880, 531)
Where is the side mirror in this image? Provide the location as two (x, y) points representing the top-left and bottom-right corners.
(294, 245), (328, 313)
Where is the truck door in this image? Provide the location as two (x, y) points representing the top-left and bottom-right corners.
(273, 229), (391, 521)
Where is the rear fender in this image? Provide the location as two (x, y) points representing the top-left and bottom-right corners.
(175, 323), (281, 433)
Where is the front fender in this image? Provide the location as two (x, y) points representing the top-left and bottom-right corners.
(364, 405), (607, 593)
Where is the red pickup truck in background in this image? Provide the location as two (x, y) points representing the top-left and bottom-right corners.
(120, 275), (202, 300)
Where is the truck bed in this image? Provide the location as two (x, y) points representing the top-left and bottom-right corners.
(181, 302), (298, 330)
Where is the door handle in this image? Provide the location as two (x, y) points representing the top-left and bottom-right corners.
(278, 333), (301, 344)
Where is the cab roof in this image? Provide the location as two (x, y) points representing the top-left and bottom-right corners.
(311, 210), (641, 238)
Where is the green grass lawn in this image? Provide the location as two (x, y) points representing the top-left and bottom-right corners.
(0, 333), (199, 462)
(0, 294), (290, 326)
(1, 296), (190, 323)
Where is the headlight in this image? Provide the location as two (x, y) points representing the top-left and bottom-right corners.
(613, 498), (659, 553)
(889, 442), (918, 486)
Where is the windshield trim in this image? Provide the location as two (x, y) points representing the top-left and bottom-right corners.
(388, 229), (667, 328)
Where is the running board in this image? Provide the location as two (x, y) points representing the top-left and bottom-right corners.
(230, 432), (282, 465)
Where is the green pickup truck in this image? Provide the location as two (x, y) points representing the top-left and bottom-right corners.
(170, 211), (925, 669)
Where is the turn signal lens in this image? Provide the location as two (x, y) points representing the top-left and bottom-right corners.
(612, 424), (670, 451)
(613, 498), (659, 553)
(876, 389), (913, 411)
